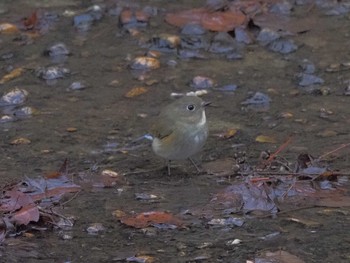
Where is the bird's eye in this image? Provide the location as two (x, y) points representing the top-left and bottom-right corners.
(187, 104), (195, 111)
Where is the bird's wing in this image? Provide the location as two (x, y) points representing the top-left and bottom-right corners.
(150, 117), (176, 139)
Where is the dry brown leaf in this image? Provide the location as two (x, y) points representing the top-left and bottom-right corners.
(165, 8), (246, 32)
(119, 211), (183, 228)
(0, 68), (25, 84)
(12, 204), (40, 225)
(125, 87), (148, 98)
(0, 23), (19, 34)
(66, 127), (77, 132)
(221, 128), (238, 139)
(10, 137), (31, 145)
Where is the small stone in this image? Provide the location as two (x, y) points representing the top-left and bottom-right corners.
(86, 223), (105, 234)
(190, 76), (214, 89)
(130, 57), (160, 70)
(44, 42), (70, 57)
(0, 88), (28, 106)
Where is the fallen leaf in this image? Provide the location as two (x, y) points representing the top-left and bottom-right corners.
(279, 112), (293, 118)
(211, 182), (278, 213)
(22, 11), (38, 30)
(10, 137), (31, 145)
(120, 9), (150, 26)
(119, 211), (183, 228)
(165, 8), (246, 32)
(0, 189), (34, 212)
(255, 135), (277, 143)
(125, 87), (148, 98)
(30, 185), (81, 202)
(216, 128), (238, 139)
(112, 210), (127, 218)
(0, 23), (19, 34)
(11, 204), (40, 225)
(0, 68), (25, 84)
(66, 127), (77, 132)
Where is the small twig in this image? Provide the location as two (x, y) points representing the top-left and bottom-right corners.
(60, 191), (81, 207)
(317, 142), (350, 161)
(256, 204), (327, 218)
(265, 136), (293, 164)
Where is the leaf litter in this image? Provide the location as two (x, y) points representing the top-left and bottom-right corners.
(0, 1), (350, 261)
(204, 138), (350, 218)
(0, 160), (80, 243)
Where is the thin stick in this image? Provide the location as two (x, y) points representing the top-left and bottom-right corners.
(265, 136), (293, 164)
(317, 142), (350, 161)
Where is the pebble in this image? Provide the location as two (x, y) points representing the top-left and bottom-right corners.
(148, 34), (181, 52)
(0, 88), (28, 106)
(68, 81), (88, 90)
(257, 28), (280, 46)
(86, 223), (105, 234)
(130, 57), (160, 70)
(268, 38), (298, 54)
(190, 76), (215, 89)
(13, 106), (35, 117)
(298, 73), (324, 86)
(241, 92), (271, 105)
(36, 66), (70, 80)
(209, 32), (236, 53)
(44, 42), (70, 57)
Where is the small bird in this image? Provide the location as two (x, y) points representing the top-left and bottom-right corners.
(150, 96), (210, 175)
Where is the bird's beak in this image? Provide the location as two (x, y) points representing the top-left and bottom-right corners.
(202, 101), (211, 107)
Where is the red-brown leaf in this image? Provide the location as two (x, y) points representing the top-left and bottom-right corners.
(22, 11), (38, 30)
(0, 189), (34, 212)
(11, 204), (40, 225)
(30, 185), (81, 201)
(165, 8), (246, 32)
(120, 211), (183, 228)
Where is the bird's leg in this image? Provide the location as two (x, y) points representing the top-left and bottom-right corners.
(188, 157), (201, 173)
(167, 160), (171, 176)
